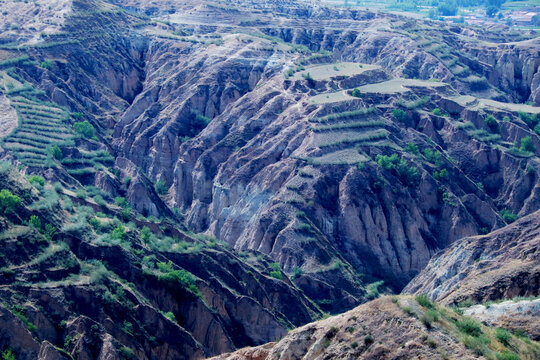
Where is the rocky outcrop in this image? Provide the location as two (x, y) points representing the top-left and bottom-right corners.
(209, 296), (539, 360)
(464, 299), (540, 341)
(403, 209), (540, 304)
(0, 95), (17, 139)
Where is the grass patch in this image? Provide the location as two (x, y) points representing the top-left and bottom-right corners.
(457, 317), (483, 337)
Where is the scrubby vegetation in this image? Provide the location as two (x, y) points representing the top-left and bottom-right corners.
(0, 189), (20, 215)
(376, 154), (421, 187)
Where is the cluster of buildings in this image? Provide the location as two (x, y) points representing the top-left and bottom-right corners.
(444, 8), (539, 28)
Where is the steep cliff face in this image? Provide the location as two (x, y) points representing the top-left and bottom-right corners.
(403, 209), (540, 305)
(0, 165), (320, 359)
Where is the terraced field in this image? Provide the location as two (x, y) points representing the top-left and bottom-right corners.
(310, 90), (355, 104)
(355, 78), (447, 94)
(1, 92), (72, 167)
(303, 105), (390, 165)
(61, 149), (115, 179)
(292, 62), (379, 81)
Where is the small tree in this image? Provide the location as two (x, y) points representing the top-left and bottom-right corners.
(74, 120), (96, 139)
(0, 189), (21, 215)
(484, 115), (499, 133)
(405, 142), (419, 155)
(114, 197), (128, 208)
(392, 109), (407, 122)
(28, 175), (45, 187)
(28, 215), (42, 230)
(111, 224), (126, 241)
(520, 136), (535, 153)
(41, 60), (52, 69)
(140, 226), (152, 243)
(44, 224), (57, 241)
(351, 88), (362, 98)
(49, 145), (63, 160)
(155, 179), (168, 195)
(2, 348), (15, 360)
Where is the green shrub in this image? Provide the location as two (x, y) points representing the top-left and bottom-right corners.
(74, 120), (96, 139)
(416, 294), (435, 309)
(364, 335), (374, 346)
(49, 145), (63, 160)
(291, 266), (302, 279)
(499, 209), (518, 223)
(517, 111), (538, 129)
(186, 113), (211, 137)
(366, 280), (384, 300)
(11, 305), (37, 333)
(44, 224), (56, 241)
(75, 189), (87, 199)
(405, 142), (419, 155)
(119, 346), (135, 360)
(432, 108), (444, 116)
(392, 109), (407, 122)
(41, 60), (52, 69)
(64, 334), (73, 349)
(462, 335), (490, 356)
(376, 154), (421, 187)
(457, 317), (483, 337)
(110, 225), (126, 241)
(270, 270), (283, 280)
(93, 195), (106, 206)
(484, 114), (500, 133)
(496, 351), (520, 360)
(155, 179), (168, 195)
(121, 207), (131, 221)
(0, 189), (21, 215)
(140, 226), (151, 243)
(520, 136), (536, 153)
(495, 327), (512, 346)
(156, 261), (200, 296)
(402, 306), (416, 317)
(28, 215), (42, 229)
(163, 311), (176, 322)
(351, 88), (362, 97)
(88, 217), (101, 231)
(296, 223), (313, 233)
(28, 175), (45, 187)
(423, 148), (444, 167)
(2, 348), (15, 360)
(420, 309), (439, 329)
(433, 168), (448, 181)
(114, 197), (128, 208)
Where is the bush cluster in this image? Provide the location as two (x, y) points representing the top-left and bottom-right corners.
(376, 154), (421, 187)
